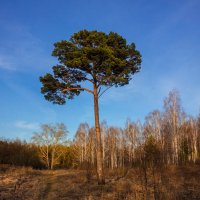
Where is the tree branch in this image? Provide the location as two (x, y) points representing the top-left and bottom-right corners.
(98, 85), (114, 99)
(85, 77), (94, 84)
(63, 87), (94, 94)
(97, 71), (127, 87)
(98, 87), (102, 95)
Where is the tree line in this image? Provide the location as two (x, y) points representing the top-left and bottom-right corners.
(73, 89), (200, 168)
(0, 89), (199, 170)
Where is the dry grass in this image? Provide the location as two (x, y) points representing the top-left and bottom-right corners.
(0, 165), (200, 200)
(0, 165), (48, 200)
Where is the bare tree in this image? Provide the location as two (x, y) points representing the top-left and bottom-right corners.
(124, 119), (140, 166)
(74, 123), (90, 165)
(163, 89), (183, 164)
(32, 123), (68, 169)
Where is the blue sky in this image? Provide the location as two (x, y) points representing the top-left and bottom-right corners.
(0, 0), (200, 140)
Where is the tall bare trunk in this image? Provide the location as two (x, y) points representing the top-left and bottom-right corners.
(51, 148), (55, 170)
(46, 145), (50, 169)
(93, 85), (105, 184)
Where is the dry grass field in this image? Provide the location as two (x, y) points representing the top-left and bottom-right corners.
(0, 165), (200, 200)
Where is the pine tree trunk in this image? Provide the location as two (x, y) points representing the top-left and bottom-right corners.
(93, 86), (105, 184)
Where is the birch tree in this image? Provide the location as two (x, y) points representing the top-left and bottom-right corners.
(32, 123), (67, 169)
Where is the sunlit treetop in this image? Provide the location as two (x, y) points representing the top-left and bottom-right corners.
(40, 30), (142, 104)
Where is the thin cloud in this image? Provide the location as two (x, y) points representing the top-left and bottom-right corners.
(0, 21), (53, 72)
(14, 121), (39, 130)
(0, 55), (15, 70)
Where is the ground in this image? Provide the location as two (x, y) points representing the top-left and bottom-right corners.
(0, 165), (200, 200)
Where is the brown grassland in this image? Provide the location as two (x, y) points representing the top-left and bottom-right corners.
(0, 164), (200, 200)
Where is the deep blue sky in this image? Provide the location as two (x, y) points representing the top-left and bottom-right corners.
(0, 0), (200, 140)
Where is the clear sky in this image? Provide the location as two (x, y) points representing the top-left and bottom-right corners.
(0, 0), (200, 140)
